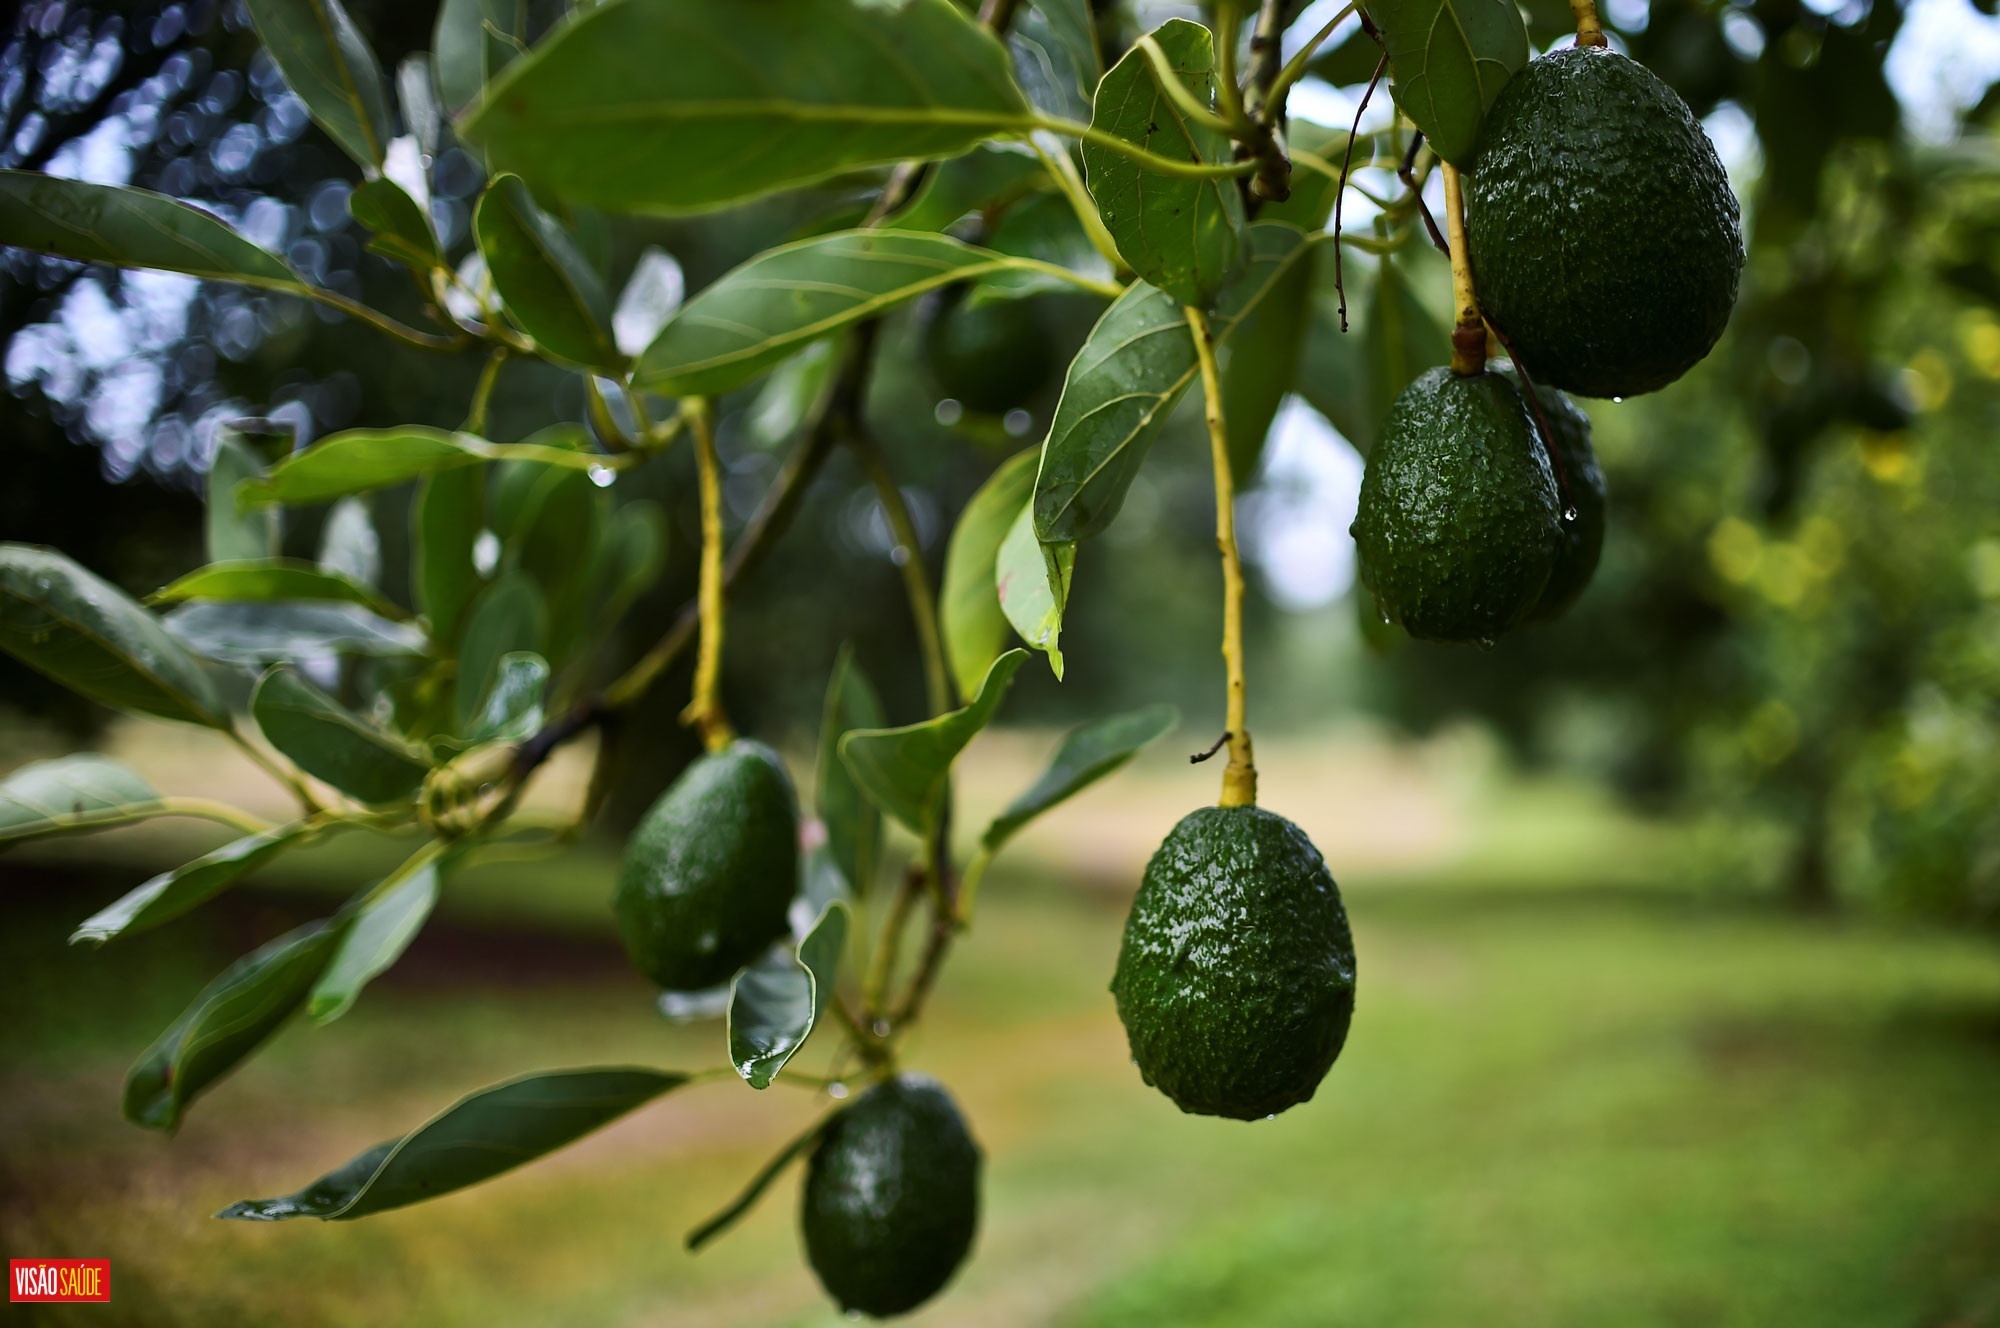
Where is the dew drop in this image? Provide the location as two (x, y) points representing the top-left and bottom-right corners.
(828, 1082), (849, 1100)
(1476, 637), (1498, 651)
(587, 463), (616, 488)
(1611, 396), (1624, 404)
(1563, 505), (1579, 523)
(871, 1019), (891, 1038)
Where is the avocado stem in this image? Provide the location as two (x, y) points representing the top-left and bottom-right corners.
(679, 398), (737, 753)
(1441, 163), (1489, 376)
(1186, 305), (1259, 809)
(1569, 0), (1609, 47)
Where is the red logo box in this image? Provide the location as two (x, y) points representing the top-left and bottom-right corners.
(10, 1260), (111, 1303)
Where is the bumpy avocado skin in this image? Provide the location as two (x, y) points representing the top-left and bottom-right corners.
(1112, 806), (1357, 1121)
(1467, 46), (1743, 399)
(613, 739), (798, 992)
(922, 292), (1053, 415)
(1352, 367), (1562, 644)
(1494, 364), (1608, 623)
(801, 1074), (982, 1318)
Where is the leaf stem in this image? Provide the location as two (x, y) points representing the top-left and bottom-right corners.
(952, 844), (995, 927)
(305, 286), (469, 351)
(1259, 0), (1361, 119)
(1025, 138), (1128, 275)
(1441, 162), (1487, 375)
(678, 399), (736, 752)
(1137, 34), (1245, 137)
(1003, 255), (1126, 302)
(227, 722), (322, 813)
(1186, 306), (1257, 808)
(1211, 2), (1250, 128)
(1569, 0), (1609, 47)
(1026, 117), (1261, 179)
(462, 347), (508, 436)
(863, 867), (922, 1017)
(847, 429), (951, 720)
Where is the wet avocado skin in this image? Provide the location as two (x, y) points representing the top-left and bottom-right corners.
(1112, 806), (1357, 1121)
(801, 1074), (982, 1318)
(1353, 367), (1562, 644)
(613, 739), (798, 992)
(1494, 364), (1608, 623)
(1467, 46), (1744, 399)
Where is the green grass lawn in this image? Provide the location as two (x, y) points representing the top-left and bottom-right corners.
(4, 849), (1998, 1327)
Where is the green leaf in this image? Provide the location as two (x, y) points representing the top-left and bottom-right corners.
(1083, 18), (1247, 308)
(455, 573), (546, 731)
(310, 850), (442, 1023)
(0, 171), (307, 292)
(459, 0), (1032, 215)
(244, 0), (394, 169)
(150, 560), (408, 621)
(0, 755), (161, 846)
(1368, 0), (1530, 165)
(163, 602), (428, 665)
(411, 466), (486, 649)
(348, 177), (442, 270)
(997, 503), (1075, 679)
(1033, 223), (1311, 544)
(587, 502), (667, 628)
(474, 174), (621, 370)
(435, 0), (528, 115)
(465, 651), (547, 744)
(125, 919), (345, 1131)
(1365, 250), (1449, 437)
(885, 145), (1047, 233)
(685, 1113), (831, 1251)
(1221, 241), (1316, 481)
(0, 544), (226, 727)
(817, 645), (886, 899)
(635, 230), (1046, 398)
(216, 1067), (692, 1219)
(1297, 280), (1377, 453)
(982, 704), (1177, 852)
(496, 463), (604, 670)
(1009, 0), (1104, 122)
(728, 899), (850, 1089)
(241, 428), (488, 508)
(73, 824), (309, 945)
(251, 666), (431, 805)
(207, 429), (279, 563)
(941, 449), (1040, 704)
(839, 649), (1028, 835)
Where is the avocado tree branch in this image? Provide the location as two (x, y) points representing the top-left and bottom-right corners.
(1569, 0), (1609, 47)
(679, 400), (736, 752)
(1186, 305), (1258, 808)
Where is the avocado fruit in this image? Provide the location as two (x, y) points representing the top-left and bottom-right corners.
(613, 739), (798, 991)
(1467, 46), (1744, 399)
(801, 1074), (981, 1318)
(1493, 363), (1608, 623)
(922, 289), (1053, 415)
(1352, 367), (1563, 644)
(1112, 805), (1357, 1120)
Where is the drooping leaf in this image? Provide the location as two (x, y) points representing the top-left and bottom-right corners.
(73, 824), (310, 945)
(207, 429), (279, 563)
(217, 1067), (692, 1219)
(125, 919), (346, 1131)
(460, 0), (1032, 215)
(454, 573), (546, 731)
(982, 704), (1177, 852)
(1033, 224), (1311, 544)
(1083, 18), (1246, 308)
(941, 449), (1040, 704)
(251, 666), (431, 805)
(0, 544), (226, 727)
(635, 231), (1048, 398)
(1368, 0), (1530, 165)
(310, 851), (442, 1023)
(244, 0), (394, 169)
(1221, 238), (1316, 482)
(150, 560), (408, 621)
(465, 651), (547, 744)
(0, 172), (307, 292)
(1365, 249), (1449, 436)
(434, 0), (529, 115)
(163, 602), (428, 665)
(885, 145), (1048, 234)
(240, 428), (488, 508)
(348, 177), (441, 270)
(839, 649), (1028, 835)
(817, 644), (886, 898)
(685, 1113), (832, 1251)
(411, 466), (486, 650)
(1009, 0), (1103, 122)
(728, 900), (850, 1089)
(996, 503), (1074, 679)
(474, 173), (621, 370)
(0, 755), (161, 846)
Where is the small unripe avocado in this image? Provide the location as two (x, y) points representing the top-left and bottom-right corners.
(613, 739), (798, 991)
(1352, 367), (1562, 644)
(1493, 364), (1608, 624)
(801, 1074), (981, 1318)
(1112, 806), (1356, 1120)
(922, 289), (1053, 415)
(1467, 46), (1744, 399)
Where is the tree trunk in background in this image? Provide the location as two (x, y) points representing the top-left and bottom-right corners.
(1788, 781), (1835, 912)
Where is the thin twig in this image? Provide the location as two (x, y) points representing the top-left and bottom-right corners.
(1332, 50), (1389, 332)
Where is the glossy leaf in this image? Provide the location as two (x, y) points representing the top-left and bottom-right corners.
(0, 544), (226, 727)
(348, 177), (441, 270)
(635, 230), (1046, 398)
(941, 450), (1039, 704)
(151, 560), (407, 621)
(886, 145), (1047, 233)
(455, 573), (546, 731)
(163, 602), (428, 664)
(434, 0), (527, 114)
(982, 704), (1177, 851)
(465, 651), (547, 744)
(125, 919), (345, 1131)
(1009, 0), (1103, 122)
(0, 755), (161, 845)
(685, 1113), (831, 1251)
(1221, 242), (1315, 482)
(251, 666), (431, 805)
(217, 1067), (692, 1219)
(411, 466), (486, 649)
(245, 0), (394, 168)
(839, 649), (1028, 835)
(728, 899), (850, 1089)
(996, 502), (1074, 680)
(460, 0), (1032, 215)
(310, 852), (441, 1022)
(475, 174), (620, 370)
(73, 824), (308, 945)
(1083, 18), (1246, 308)
(817, 644), (885, 898)
(0, 171), (306, 292)
(1369, 0), (1530, 165)
(241, 428), (488, 508)
(207, 429), (278, 563)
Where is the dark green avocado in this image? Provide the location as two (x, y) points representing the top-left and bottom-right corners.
(922, 289), (1053, 415)
(801, 1074), (981, 1318)
(1494, 363), (1608, 623)
(613, 739), (798, 991)
(1111, 805), (1356, 1121)
(1467, 46), (1744, 399)
(1352, 367), (1562, 644)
